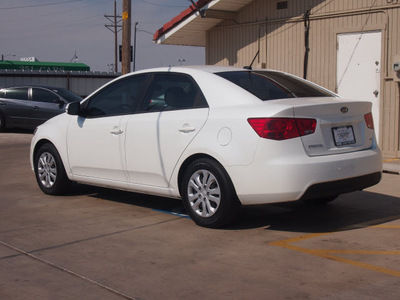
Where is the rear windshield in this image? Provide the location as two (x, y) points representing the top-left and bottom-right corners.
(216, 71), (336, 101)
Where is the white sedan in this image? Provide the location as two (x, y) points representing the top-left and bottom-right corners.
(30, 66), (382, 228)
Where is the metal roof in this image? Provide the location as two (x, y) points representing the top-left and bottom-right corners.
(153, 0), (254, 47)
(0, 60), (90, 72)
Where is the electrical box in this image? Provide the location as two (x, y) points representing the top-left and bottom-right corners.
(394, 62), (400, 72)
(394, 55), (400, 82)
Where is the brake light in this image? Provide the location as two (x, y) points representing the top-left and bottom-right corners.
(248, 118), (316, 140)
(364, 112), (374, 130)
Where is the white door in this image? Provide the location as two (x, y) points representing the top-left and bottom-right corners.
(125, 109), (208, 187)
(67, 115), (128, 182)
(337, 31), (381, 142)
(125, 73), (209, 188)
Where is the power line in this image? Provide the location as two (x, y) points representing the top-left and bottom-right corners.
(0, 0), (81, 10)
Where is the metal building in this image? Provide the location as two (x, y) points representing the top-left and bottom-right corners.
(154, 0), (400, 159)
(0, 70), (120, 98)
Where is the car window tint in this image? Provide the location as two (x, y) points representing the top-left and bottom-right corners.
(216, 71), (292, 101)
(141, 73), (207, 112)
(256, 71), (336, 98)
(52, 88), (82, 103)
(216, 71), (336, 100)
(4, 88), (29, 100)
(32, 88), (59, 103)
(83, 74), (147, 117)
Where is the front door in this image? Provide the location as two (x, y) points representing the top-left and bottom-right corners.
(67, 74), (148, 183)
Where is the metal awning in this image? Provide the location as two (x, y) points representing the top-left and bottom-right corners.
(153, 0), (254, 47)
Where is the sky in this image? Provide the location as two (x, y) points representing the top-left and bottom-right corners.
(0, 0), (205, 72)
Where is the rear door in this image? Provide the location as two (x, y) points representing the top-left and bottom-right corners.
(125, 73), (209, 187)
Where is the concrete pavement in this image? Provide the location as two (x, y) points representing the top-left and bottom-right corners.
(1, 132), (400, 300)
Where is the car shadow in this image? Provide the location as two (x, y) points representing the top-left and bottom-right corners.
(1, 128), (34, 134)
(232, 191), (400, 232)
(66, 184), (400, 232)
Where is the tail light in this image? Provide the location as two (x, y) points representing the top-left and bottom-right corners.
(248, 118), (316, 140)
(364, 112), (374, 130)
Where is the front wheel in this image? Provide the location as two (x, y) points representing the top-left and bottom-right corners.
(34, 143), (71, 195)
(181, 158), (241, 228)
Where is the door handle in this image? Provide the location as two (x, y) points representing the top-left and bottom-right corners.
(32, 106), (40, 110)
(110, 129), (123, 135)
(0, 101), (5, 106)
(179, 125), (196, 133)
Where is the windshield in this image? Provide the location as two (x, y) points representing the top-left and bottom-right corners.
(216, 71), (336, 101)
(52, 88), (83, 103)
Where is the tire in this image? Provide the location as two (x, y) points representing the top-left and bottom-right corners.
(181, 158), (241, 228)
(34, 143), (71, 195)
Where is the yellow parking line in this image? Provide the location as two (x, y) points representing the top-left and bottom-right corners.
(270, 230), (400, 278)
(383, 158), (399, 163)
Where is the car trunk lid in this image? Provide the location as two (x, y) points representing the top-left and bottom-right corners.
(284, 97), (375, 156)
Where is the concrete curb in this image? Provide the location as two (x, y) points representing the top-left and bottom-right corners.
(383, 159), (400, 175)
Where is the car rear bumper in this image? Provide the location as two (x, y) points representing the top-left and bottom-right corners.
(299, 171), (381, 201)
(226, 140), (382, 205)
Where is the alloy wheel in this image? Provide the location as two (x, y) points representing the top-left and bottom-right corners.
(37, 152), (57, 188)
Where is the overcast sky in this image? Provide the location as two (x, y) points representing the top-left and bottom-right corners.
(0, 0), (205, 72)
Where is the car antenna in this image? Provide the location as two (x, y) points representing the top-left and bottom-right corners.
(244, 50), (260, 70)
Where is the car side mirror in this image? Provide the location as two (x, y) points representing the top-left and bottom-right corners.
(66, 101), (81, 115)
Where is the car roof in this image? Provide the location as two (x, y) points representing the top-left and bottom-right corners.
(1, 85), (67, 91)
(132, 65), (273, 75)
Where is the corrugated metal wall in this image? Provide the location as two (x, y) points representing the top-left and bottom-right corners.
(206, 0), (400, 158)
(0, 71), (119, 97)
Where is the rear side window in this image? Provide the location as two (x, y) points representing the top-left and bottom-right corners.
(141, 73), (207, 112)
(32, 88), (59, 103)
(216, 71), (335, 100)
(3, 88), (29, 100)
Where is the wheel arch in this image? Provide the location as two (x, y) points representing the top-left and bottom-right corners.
(177, 153), (237, 198)
(32, 139), (70, 178)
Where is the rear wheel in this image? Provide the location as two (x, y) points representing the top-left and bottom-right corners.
(181, 158), (241, 228)
(34, 143), (71, 195)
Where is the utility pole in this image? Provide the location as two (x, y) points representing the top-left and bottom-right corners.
(105, 0), (122, 73)
(133, 22), (138, 72)
(121, 0), (131, 74)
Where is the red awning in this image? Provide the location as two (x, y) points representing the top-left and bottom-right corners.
(153, 0), (212, 41)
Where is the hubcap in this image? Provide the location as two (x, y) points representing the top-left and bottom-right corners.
(187, 169), (221, 218)
(37, 152), (57, 188)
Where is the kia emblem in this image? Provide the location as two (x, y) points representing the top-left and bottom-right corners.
(340, 107), (349, 113)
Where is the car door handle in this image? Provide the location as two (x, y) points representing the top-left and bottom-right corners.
(32, 106), (40, 110)
(0, 101), (5, 106)
(110, 129), (123, 135)
(179, 125), (196, 133)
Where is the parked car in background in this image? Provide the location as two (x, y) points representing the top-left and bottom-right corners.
(0, 86), (82, 131)
(30, 66), (382, 228)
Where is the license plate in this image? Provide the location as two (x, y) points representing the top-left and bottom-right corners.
(332, 126), (356, 146)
